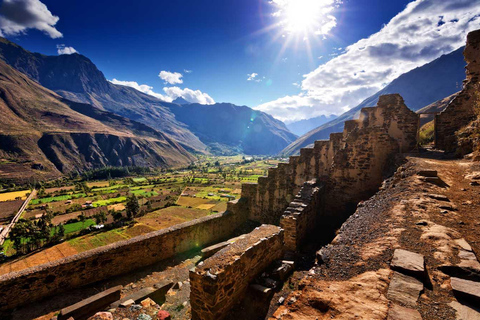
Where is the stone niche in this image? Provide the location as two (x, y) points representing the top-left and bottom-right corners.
(435, 29), (480, 153)
(190, 225), (284, 320)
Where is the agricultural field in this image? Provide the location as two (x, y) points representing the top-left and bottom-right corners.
(0, 190), (30, 202)
(0, 155), (283, 272)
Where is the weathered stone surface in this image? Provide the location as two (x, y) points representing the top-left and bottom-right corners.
(272, 261), (294, 281)
(190, 225), (284, 320)
(417, 170), (438, 177)
(426, 194), (450, 202)
(157, 310), (171, 320)
(455, 238), (474, 252)
(111, 283), (173, 308)
(58, 285), (121, 320)
(451, 277), (480, 305)
(119, 299), (135, 308)
(387, 272), (424, 307)
(440, 261), (480, 282)
(387, 304), (422, 320)
(449, 301), (480, 320)
(391, 249), (426, 281)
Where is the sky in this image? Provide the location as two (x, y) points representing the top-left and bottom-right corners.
(0, 0), (479, 123)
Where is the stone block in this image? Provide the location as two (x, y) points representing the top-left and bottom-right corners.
(417, 170), (438, 177)
(58, 285), (122, 320)
(387, 304), (422, 320)
(451, 277), (480, 305)
(111, 282), (173, 308)
(387, 272), (423, 307)
(391, 249), (426, 281)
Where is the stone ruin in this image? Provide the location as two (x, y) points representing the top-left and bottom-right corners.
(189, 93), (420, 320)
(435, 29), (480, 153)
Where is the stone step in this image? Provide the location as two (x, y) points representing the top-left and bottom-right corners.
(390, 249), (427, 282)
(110, 281), (173, 308)
(387, 272), (424, 308)
(57, 285), (122, 320)
(387, 304), (422, 320)
(451, 277), (480, 305)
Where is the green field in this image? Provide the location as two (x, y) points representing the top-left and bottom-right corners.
(31, 193), (87, 205)
(92, 196), (127, 207)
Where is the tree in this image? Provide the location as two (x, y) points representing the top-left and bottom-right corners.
(78, 213), (86, 228)
(94, 211), (107, 225)
(125, 194), (140, 220)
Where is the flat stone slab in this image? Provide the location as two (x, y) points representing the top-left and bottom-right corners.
(449, 301), (480, 320)
(58, 285), (122, 320)
(451, 277), (480, 305)
(387, 304), (422, 320)
(417, 170), (438, 177)
(111, 282), (173, 308)
(455, 239), (474, 252)
(387, 272), (423, 307)
(391, 249), (426, 281)
(440, 261), (480, 282)
(426, 194), (450, 202)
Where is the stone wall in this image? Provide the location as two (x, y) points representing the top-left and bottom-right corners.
(189, 225), (284, 320)
(242, 93), (419, 225)
(280, 180), (324, 252)
(0, 199), (248, 311)
(436, 30), (480, 152)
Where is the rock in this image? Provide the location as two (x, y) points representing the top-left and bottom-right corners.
(250, 284), (272, 294)
(140, 298), (155, 308)
(130, 304), (142, 312)
(316, 248), (328, 264)
(455, 239), (474, 252)
(439, 204), (457, 211)
(418, 170), (438, 177)
(387, 272), (424, 307)
(387, 304), (422, 320)
(88, 312), (113, 320)
(416, 220), (429, 226)
(449, 301), (480, 320)
(451, 277), (480, 305)
(278, 297), (285, 305)
(426, 194), (450, 202)
(120, 299), (135, 308)
(272, 261), (294, 281)
(263, 278), (280, 289)
(172, 281), (183, 290)
(136, 314), (152, 320)
(390, 249), (426, 281)
(470, 181), (480, 186)
(465, 172), (480, 180)
(157, 310), (171, 320)
(441, 261), (480, 282)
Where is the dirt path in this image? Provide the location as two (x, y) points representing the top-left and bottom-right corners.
(270, 153), (480, 320)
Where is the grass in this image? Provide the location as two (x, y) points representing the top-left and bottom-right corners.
(62, 219), (96, 234)
(92, 196), (127, 207)
(0, 190), (30, 202)
(30, 193), (87, 205)
(419, 121), (435, 146)
(130, 190), (158, 197)
(132, 177), (147, 183)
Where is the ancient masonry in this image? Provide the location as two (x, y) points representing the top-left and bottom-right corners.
(435, 29), (480, 153)
(189, 93), (419, 320)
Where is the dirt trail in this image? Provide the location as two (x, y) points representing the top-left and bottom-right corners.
(270, 153), (480, 320)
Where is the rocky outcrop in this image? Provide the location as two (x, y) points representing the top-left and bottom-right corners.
(435, 30), (480, 153)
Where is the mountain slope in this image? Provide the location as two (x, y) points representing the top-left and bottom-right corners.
(168, 103), (297, 155)
(0, 59), (194, 181)
(282, 47), (466, 155)
(0, 37), (207, 154)
(286, 114), (338, 136)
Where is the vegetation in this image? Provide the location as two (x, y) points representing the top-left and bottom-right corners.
(419, 121), (435, 146)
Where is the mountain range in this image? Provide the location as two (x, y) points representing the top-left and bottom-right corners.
(0, 37), (296, 158)
(286, 115), (338, 136)
(282, 47), (467, 155)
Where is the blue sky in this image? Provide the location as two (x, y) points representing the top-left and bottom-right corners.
(0, 0), (479, 122)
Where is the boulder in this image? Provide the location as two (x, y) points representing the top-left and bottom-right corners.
(157, 310), (171, 320)
(449, 301), (480, 320)
(88, 312), (113, 320)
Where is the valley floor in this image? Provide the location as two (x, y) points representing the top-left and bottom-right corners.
(269, 152), (480, 319)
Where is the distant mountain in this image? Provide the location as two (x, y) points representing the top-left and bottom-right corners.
(417, 93), (459, 125)
(0, 59), (194, 180)
(168, 103), (298, 155)
(286, 115), (338, 136)
(0, 37), (296, 156)
(172, 97), (191, 105)
(282, 47), (466, 155)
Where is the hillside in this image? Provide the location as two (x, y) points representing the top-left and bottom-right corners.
(282, 47), (466, 155)
(168, 103), (297, 155)
(286, 114), (338, 136)
(0, 59), (194, 181)
(0, 38), (296, 156)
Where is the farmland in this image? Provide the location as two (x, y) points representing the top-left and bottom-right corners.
(0, 155), (283, 273)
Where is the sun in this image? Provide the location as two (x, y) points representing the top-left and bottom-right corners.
(283, 0), (322, 33)
(270, 0), (337, 37)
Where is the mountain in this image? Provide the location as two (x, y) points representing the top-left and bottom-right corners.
(416, 93), (459, 125)
(0, 37), (207, 154)
(286, 115), (338, 136)
(281, 47), (467, 155)
(167, 103), (297, 155)
(0, 37), (296, 156)
(172, 97), (191, 105)
(0, 59), (194, 181)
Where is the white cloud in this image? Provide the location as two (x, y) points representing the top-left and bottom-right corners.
(247, 73), (259, 81)
(110, 79), (171, 101)
(109, 79), (215, 105)
(163, 87), (215, 105)
(56, 44), (77, 55)
(184, 69), (192, 74)
(256, 0), (480, 122)
(0, 0), (62, 38)
(159, 71), (183, 85)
